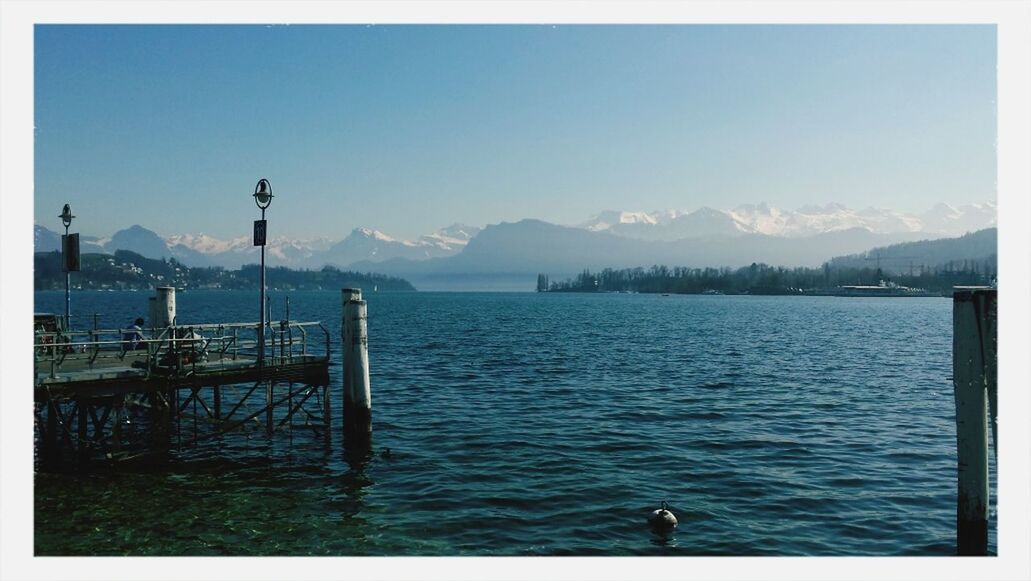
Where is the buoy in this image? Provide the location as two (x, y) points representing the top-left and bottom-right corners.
(648, 501), (678, 532)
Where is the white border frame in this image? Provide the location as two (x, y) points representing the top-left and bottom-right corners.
(2, 2), (1029, 580)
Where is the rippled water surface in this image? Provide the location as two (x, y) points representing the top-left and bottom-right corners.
(34, 290), (996, 555)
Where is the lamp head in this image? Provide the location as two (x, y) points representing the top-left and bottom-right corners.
(59, 203), (75, 228)
(253, 178), (273, 209)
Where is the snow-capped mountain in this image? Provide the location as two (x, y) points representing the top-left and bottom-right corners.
(919, 202), (997, 235)
(162, 231), (334, 268)
(317, 224), (478, 267)
(418, 224), (481, 250)
(580, 202), (995, 241)
(581, 210), (661, 232)
(727, 202), (926, 237)
(33, 221), (477, 269)
(159, 223), (478, 268)
(166, 233), (251, 255)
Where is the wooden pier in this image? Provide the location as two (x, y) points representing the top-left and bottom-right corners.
(34, 313), (334, 467)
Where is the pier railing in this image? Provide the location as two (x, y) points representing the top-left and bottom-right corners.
(34, 320), (330, 381)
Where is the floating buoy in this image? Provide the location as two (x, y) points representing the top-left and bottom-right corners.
(648, 501), (678, 532)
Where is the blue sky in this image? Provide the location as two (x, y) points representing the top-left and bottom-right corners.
(34, 24), (996, 240)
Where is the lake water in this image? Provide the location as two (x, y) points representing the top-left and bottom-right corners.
(33, 290), (996, 555)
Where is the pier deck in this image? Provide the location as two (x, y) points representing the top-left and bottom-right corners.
(36, 351), (330, 398)
(34, 320), (333, 466)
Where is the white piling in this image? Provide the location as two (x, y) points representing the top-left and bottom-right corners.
(342, 288), (371, 441)
(952, 287), (996, 555)
(342, 288), (362, 304)
(155, 286), (176, 328)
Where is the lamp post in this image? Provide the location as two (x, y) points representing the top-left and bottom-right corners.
(253, 179), (273, 369)
(59, 203), (75, 329)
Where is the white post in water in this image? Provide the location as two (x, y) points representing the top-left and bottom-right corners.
(156, 286), (176, 328)
(342, 288), (371, 441)
(952, 287), (997, 556)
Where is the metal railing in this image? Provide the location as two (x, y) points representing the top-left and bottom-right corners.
(34, 320), (330, 380)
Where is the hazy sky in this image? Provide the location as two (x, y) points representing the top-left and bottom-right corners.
(35, 24), (996, 240)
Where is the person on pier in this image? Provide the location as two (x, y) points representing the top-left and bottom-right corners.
(122, 317), (146, 351)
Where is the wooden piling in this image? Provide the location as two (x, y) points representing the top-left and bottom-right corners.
(952, 287), (997, 556)
(77, 401), (88, 463)
(983, 294), (998, 457)
(266, 381), (274, 435)
(213, 385), (221, 420)
(323, 384), (331, 439)
(342, 289), (371, 441)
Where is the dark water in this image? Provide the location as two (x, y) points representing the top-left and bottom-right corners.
(33, 290), (996, 555)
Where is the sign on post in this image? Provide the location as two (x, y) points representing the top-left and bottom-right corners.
(253, 219), (267, 246)
(62, 233), (80, 272)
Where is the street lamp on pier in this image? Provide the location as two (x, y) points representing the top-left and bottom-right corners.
(59, 204), (76, 329)
(253, 179), (273, 369)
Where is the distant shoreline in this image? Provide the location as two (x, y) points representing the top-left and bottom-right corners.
(545, 289), (949, 298)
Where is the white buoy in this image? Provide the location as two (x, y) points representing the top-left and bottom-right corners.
(648, 501), (678, 532)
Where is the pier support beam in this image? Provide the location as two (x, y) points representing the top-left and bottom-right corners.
(323, 384), (331, 441)
(266, 382), (274, 435)
(77, 401), (88, 463)
(952, 287), (997, 556)
(45, 400), (58, 456)
(342, 289), (371, 443)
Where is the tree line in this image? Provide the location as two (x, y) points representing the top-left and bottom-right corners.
(544, 260), (996, 295)
(34, 250), (416, 291)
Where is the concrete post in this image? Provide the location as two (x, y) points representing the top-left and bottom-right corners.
(342, 289), (371, 441)
(952, 287), (996, 555)
(156, 286), (176, 328)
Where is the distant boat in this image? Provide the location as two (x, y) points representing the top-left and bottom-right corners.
(821, 280), (937, 297)
(661, 293), (670, 297)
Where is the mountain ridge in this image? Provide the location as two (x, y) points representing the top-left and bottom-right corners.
(33, 201), (995, 278)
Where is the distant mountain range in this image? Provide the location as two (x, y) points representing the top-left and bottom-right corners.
(580, 202), (995, 240)
(34, 201), (995, 290)
(35, 223), (481, 270)
(343, 220), (969, 288)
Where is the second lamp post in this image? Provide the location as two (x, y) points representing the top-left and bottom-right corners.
(253, 178), (273, 370)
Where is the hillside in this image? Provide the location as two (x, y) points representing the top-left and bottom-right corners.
(34, 250), (416, 292)
(827, 228), (996, 275)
